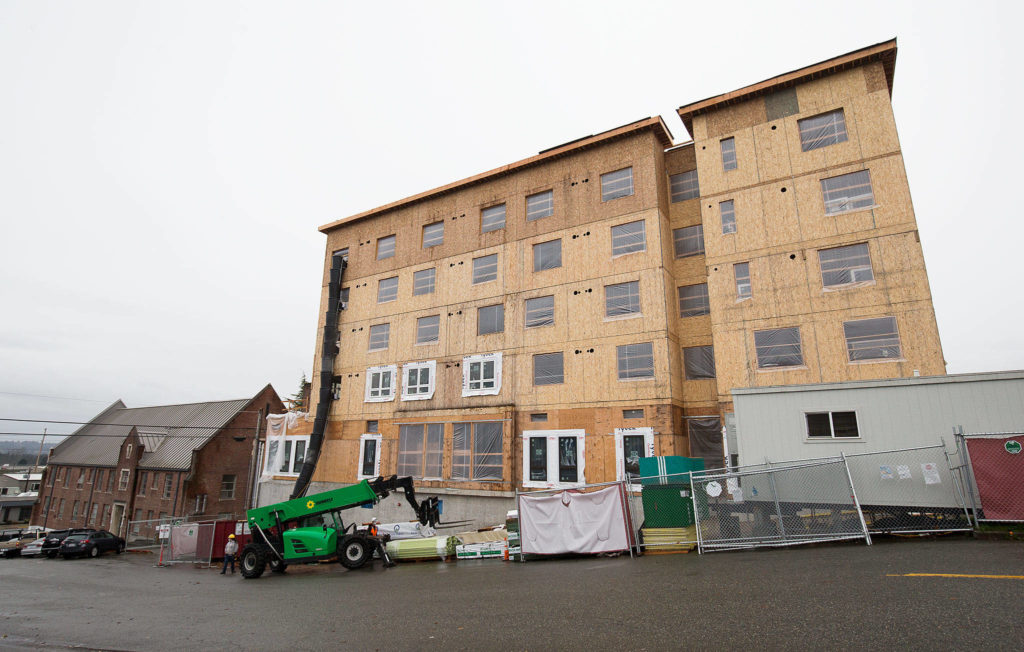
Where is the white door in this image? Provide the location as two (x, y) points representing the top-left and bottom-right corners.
(110, 503), (125, 536)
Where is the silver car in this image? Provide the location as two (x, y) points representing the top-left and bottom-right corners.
(20, 537), (45, 557)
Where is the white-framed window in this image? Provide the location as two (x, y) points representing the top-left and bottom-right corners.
(821, 170), (874, 215)
(413, 268), (436, 295)
(125, 444), (133, 459)
(819, 243), (874, 288)
(754, 327), (803, 368)
(368, 323), (390, 351)
(615, 427), (654, 489)
(422, 221), (444, 248)
(219, 474), (236, 500)
(462, 353), (502, 397)
(118, 469), (130, 491)
(735, 262), (752, 300)
(377, 234), (396, 260)
(402, 360), (436, 401)
(357, 434), (382, 480)
(844, 317), (902, 362)
(669, 170), (699, 202)
(481, 204), (506, 233)
(526, 190), (554, 221)
(522, 430), (586, 489)
(799, 109), (848, 151)
(611, 220), (646, 256)
(721, 199), (737, 234)
(721, 137), (737, 171)
(601, 167), (633, 201)
(673, 224), (704, 258)
(806, 411), (860, 439)
(452, 422), (503, 481)
(472, 253), (499, 284)
(365, 364), (398, 402)
(263, 435), (310, 477)
(398, 424), (443, 479)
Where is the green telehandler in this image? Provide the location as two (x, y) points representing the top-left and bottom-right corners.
(239, 475), (440, 579)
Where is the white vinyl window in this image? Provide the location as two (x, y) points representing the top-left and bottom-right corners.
(422, 221), (444, 248)
(401, 360), (436, 401)
(357, 434), (382, 480)
(844, 317), (902, 362)
(601, 167), (633, 201)
(819, 243), (874, 288)
(118, 469), (130, 491)
(462, 353), (502, 397)
(611, 220), (646, 256)
(523, 430), (586, 488)
(365, 364), (397, 402)
(669, 170), (699, 202)
(673, 224), (704, 258)
(264, 436), (311, 476)
(481, 204), (506, 233)
(615, 427), (654, 489)
(413, 268), (436, 295)
(526, 190), (554, 221)
(821, 170), (874, 215)
(799, 109), (848, 151)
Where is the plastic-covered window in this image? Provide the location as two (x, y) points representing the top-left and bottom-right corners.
(452, 422), (503, 481)
(611, 220), (645, 256)
(670, 170), (699, 202)
(422, 222), (444, 248)
(819, 243), (873, 288)
(673, 224), (704, 258)
(617, 342), (654, 379)
(683, 346), (716, 380)
(533, 352), (564, 385)
(721, 200), (737, 234)
(525, 295), (554, 328)
(416, 315), (440, 344)
(799, 109), (848, 152)
(477, 304), (504, 335)
(821, 170), (873, 214)
(376, 235), (395, 260)
(533, 239), (562, 271)
(481, 204), (506, 233)
(413, 268), (435, 295)
(678, 283), (710, 318)
(601, 167), (633, 201)
(754, 327), (803, 368)
(368, 323), (390, 351)
(721, 138), (737, 171)
(843, 317), (901, 361)
(688, 418), (723, 470)
(472, 254), (498, 284)
(735, 262), (751, 300)
(377, 276), (398, 303)
(526, 190), (554, 221)
(605, 281), (640, 317)
(398, 424), (443, 478)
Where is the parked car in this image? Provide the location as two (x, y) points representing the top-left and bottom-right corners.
(60, 530), (125, 559)
(42, 528), (95, 558)
(20, 537), (46, 557)
(1, 532), (45, 558)
(0, 529), (22, 542)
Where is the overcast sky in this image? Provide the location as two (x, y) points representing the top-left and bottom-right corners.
(2, 1), (1021, 442)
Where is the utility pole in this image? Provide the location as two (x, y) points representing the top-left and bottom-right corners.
(33, 428), (47, 474)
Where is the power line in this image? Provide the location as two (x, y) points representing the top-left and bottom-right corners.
(0, 417), (260, 431)
(0, 431), (253, 440)
(0, 391), (110, 403)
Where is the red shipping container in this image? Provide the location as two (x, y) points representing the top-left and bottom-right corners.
(209, 520), (252, 561)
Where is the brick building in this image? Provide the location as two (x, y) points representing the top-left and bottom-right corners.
(32, 385), (283, 536)
(258, 40), (946, 525)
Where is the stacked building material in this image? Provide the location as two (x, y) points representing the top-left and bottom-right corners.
(384, 536), (457, 562)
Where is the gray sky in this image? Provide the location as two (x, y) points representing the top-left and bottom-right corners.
(2, 1), (1021, 441)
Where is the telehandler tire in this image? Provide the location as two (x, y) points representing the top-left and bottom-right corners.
(338, 536), (371, 570)
(240, 543), (267, 579)
(269, 557), (287, 573)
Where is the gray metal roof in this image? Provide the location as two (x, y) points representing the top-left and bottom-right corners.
(732, 370), (1024, 396)
(48, 398), (251, 470)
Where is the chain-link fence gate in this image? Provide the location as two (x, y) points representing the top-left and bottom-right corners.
(126, 517), (217, 566)
(956, 432), (1024, 523)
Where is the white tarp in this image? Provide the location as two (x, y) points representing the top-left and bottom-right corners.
(260, 412), (304, 482)
(518, 485), (631, 555)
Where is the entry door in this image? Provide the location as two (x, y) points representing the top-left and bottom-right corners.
(110, 503), (125, 537)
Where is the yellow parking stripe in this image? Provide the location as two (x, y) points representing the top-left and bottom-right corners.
(887, 573), (1024, 580)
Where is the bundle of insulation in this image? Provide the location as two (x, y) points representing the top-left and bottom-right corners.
(378, 521), (437, 541)
(384, 536), (457, 561)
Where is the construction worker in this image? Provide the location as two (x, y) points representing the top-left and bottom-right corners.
(221, 534), (238, 574)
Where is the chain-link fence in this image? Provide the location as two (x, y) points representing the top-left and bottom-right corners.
(625, 473), (699, 553)
(126, 517), (218, 566)
(957, 432), (1024, 523)
(125, 516), (179, 551)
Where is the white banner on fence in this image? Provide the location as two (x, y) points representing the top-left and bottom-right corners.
(519, 485), (629, 555)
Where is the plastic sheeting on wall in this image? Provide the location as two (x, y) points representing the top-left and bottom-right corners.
(525, 295), (555, 327)
(605, 281), (640, 316)
(533, 352), (564, 385)
(843, 317), (901, 361)
(518, 485), (632, 555)
(688, 418), (724, 471)
(683, 346), (716, 380)
(451, 422), (503, 481)
(753, 327), (803, 368)
(533, 240), (562, 271)
(819, 243), (873, 288)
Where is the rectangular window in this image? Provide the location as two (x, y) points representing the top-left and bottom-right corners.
(670, 170), (699, 202)
(477, 304), (504, 335)
(721, 199), (737, 234)
(623, 409), (643, 419)
(806, 411), (860, 438)
(683, 346), (716, 380)
(331, 375), (341, 400)
(721, 137), (737, 170)
(688, 418), (724, 470)
(526, 190), (554, 221)
(452, 422), (503, 481)
(151, 472), (158, 490)
(90, 503), (99, 525)
(525, 295), (555, 328)
(376, 234), (396, 260)
(678, 283), (710, 318)
(118, 469), (130, 491)
(754, 327), (803, 368)
(263, 437), (310, 476)
(398, 424), (443, 479)
(416, 315), (440, 344)
(462, 353), (502, 396)
(358, 435), (381, 480)
(72, 500), (79, 519)
(673, 224), (704, 258)
(377, 276), (398, 303)
(611, 220), (646, 256)
(481, 204), (506, 233)
(601, 167), (634, 201)
(57, 498), (65, 518)
(338, 287), (349, 311)
(617, 342), (654, 380)
(533, 352), (564, 386)
(401, 361), (436, 400)
(77, 469), (84, 488)
(219, 475), (236, 500)
(413, 268), (436, 295)
(422, 221), (444, 248)
(735, 262), (752, 299)
(365, 365), (397, 402)
(522, 430), (585, 487)
(106, 470), (114, 492)
(530, 413), (548, 422)
(844, 317), (902, 361)
(615, 427), (654, 487)
(821, 170), (874, 214)
(368, 323), (390, 351)
(472, 253), (498, 284)
(605, 281), (640, 317)
(163, 475), (173, 499)
(366, 420), (378, 433)
(533, 239), (562, 271)
(138, 471), (147, 495)
(43, 496), (50, 515)
(819, 243), (873, 288)
(799, 109), (848, 151)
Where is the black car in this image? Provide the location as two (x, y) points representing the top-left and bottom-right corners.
(42, 528), (95, 558)
(60, 530), (125, 559)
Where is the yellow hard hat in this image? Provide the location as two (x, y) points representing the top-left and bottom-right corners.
(228, 534), (235, 539)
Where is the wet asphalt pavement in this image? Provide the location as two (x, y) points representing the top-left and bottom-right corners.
(1, 537), (1022, 650)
